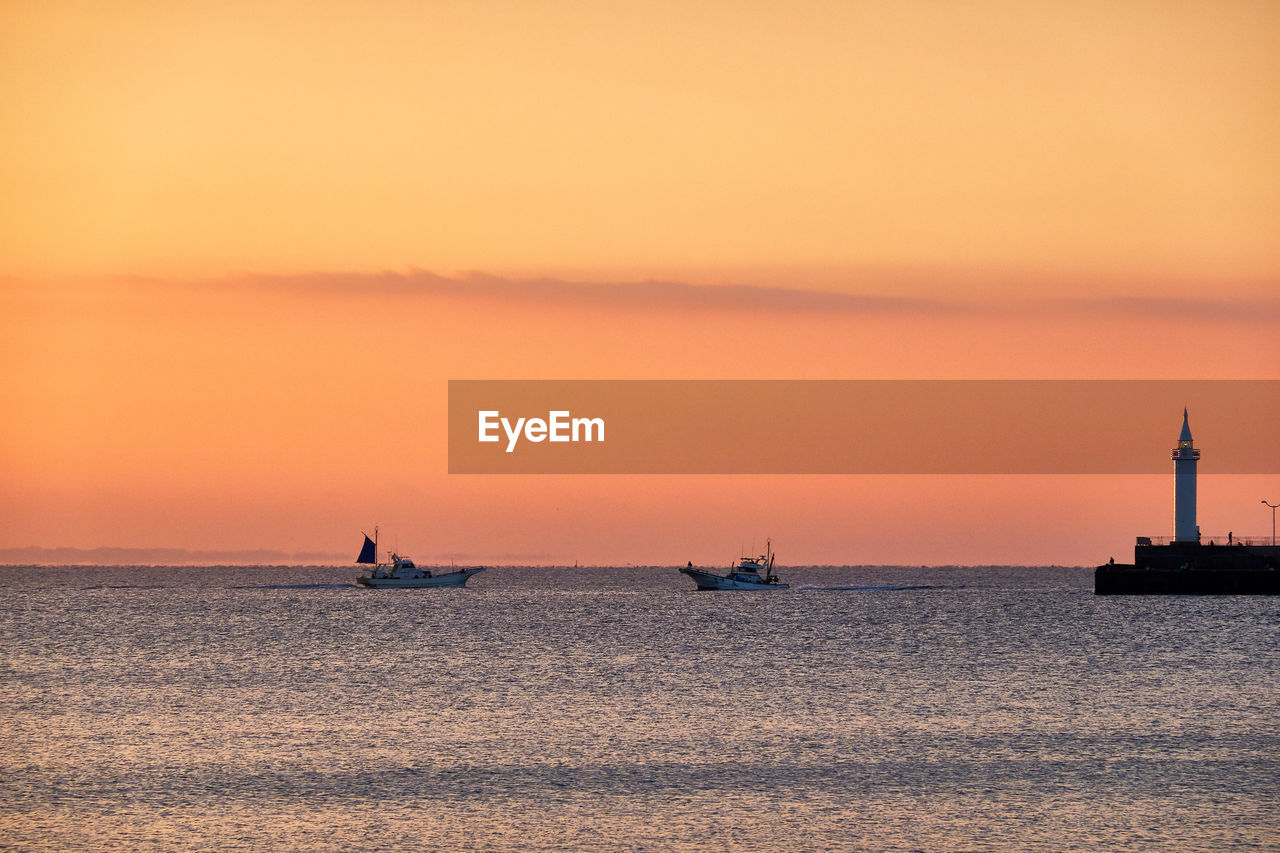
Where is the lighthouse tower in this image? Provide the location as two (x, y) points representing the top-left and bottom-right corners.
(1173, 408), (1200, 542)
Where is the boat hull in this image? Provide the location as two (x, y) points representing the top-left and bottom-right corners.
(356, 567), (486, 589)
(679, 567), (788, 590)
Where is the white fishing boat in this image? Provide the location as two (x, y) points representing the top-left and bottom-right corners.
(680, 541), (788, 590)
(354, 530), (485, 588)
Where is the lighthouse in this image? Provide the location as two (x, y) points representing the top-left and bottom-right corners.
(1097, 408), (1280, 594)
(1173, 408), (1200, 542)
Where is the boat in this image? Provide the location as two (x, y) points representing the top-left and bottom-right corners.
(354, 530), (486, 588)
(680, 540), (788, 590)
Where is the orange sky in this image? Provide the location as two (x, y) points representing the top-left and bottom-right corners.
(1, 1), (1278, 564)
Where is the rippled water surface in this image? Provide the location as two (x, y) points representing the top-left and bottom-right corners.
(2, 565), (1277, 851)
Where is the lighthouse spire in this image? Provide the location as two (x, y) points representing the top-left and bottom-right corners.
(1173, 409), (1200, 542)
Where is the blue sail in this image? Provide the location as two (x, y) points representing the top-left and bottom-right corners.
(356, 534), (377, 564)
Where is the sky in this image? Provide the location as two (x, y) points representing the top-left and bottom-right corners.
(2, 0), (1278, 565)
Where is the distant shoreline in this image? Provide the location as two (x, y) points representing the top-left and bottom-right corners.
(0, 547), (349, 566)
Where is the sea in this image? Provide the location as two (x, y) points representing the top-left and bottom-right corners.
(1, 564), (1277, 852)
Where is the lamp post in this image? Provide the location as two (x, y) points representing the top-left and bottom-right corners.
(1264, 500), (1279, 547)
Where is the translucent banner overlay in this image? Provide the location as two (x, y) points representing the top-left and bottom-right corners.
(448, 380), (1280, 474)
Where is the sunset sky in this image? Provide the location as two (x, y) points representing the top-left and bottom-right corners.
(2, 0), (1277, 565)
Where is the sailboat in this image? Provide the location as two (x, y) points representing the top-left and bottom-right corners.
(679, 540), (788, 590)
(354, 530), (486, 588)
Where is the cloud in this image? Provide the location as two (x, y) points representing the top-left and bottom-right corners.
(24, 269), (1279, 324)
(224, 268), (960, 315)
(1051, 296), (1280, 323)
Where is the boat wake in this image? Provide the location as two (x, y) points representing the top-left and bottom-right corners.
(798, 584), (935, 592)
(231, 582), (359, 590)
(86, 584), (169, 590)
